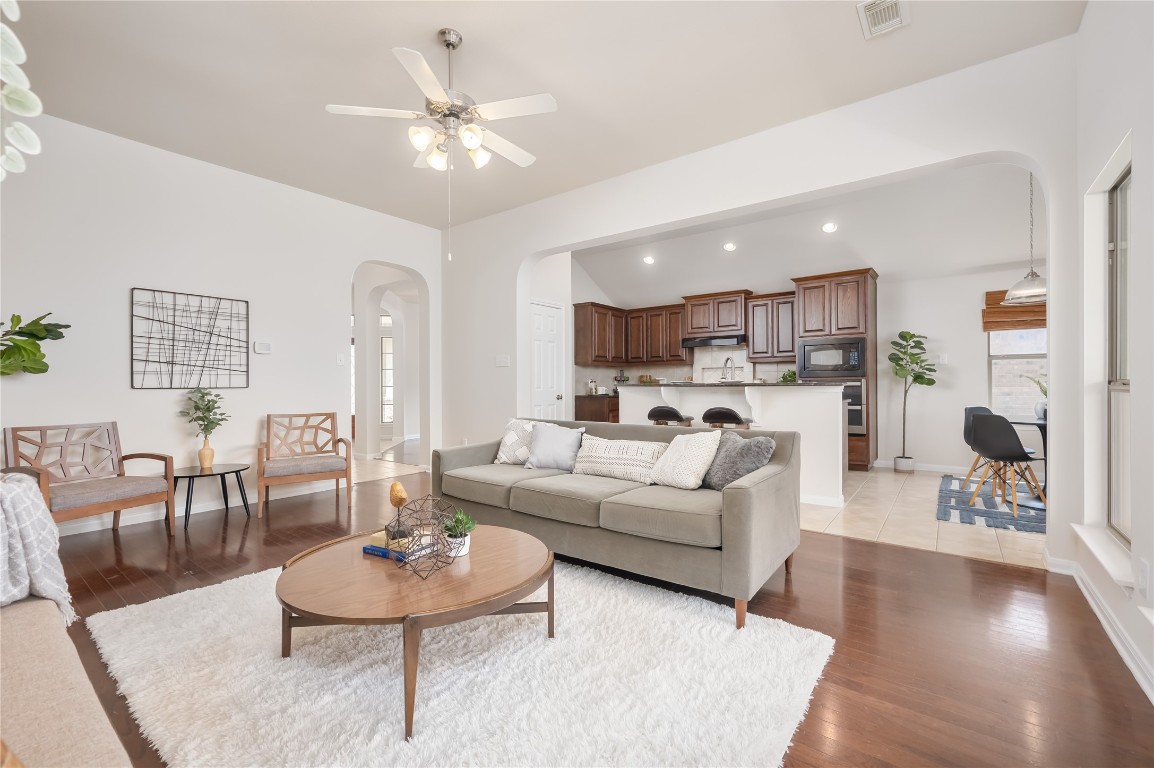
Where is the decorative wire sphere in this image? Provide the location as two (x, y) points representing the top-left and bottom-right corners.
(390, 494), (457, 580)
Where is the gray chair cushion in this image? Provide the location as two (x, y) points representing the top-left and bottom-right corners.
(50, 476), (168, 512)
(442, 464), (566, 508)
(264, 455), (347, 477)
(510, 474), (645, 527)
(600, 485), (723, 548)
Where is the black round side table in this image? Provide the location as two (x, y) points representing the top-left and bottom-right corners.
(173, 464), (251, 529)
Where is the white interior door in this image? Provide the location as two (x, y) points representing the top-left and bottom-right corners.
(530, 302), (565, 419)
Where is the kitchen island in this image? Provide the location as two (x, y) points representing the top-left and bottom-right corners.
(618, 382), (849, 506)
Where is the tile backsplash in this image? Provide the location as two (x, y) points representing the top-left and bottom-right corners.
(574, 346), (798, 393)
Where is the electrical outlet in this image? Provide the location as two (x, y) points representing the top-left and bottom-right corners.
(938, 353), (948, 365)
(336, 353), (346, 366)
(1137, 558), (1151, 602)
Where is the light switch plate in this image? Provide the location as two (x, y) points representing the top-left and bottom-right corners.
(495, 355), (511, 367)
(336, 353), (346, 366)
(253, 342), (272, 354)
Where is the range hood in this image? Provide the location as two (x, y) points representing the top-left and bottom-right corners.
(681, 335), (747, 348)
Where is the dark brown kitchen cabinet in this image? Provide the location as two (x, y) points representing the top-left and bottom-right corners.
(792, 269), (876, 339)
(574, 302), (626, 366)
(626, 311), (647, 362)
(662, 306), (688, 363)
(682, 290), (752, 338)
(575, 395), (619, 423)
(747, 292), (796, 362)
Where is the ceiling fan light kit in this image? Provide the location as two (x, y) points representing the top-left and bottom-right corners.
(326, 27), (557, 171)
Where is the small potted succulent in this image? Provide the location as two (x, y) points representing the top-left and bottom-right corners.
(444, 508), (477, 557)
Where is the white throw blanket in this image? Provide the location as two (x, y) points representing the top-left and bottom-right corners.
(0, 472), (76, 624)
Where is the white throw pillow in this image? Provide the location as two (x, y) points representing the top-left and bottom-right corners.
(525, 423), (586, 472)
(494, 418), (536, 465)
(650, 430), (723, 490)
(572, 435), (668, 484)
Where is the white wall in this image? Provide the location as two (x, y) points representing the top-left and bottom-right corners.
(0, 116), (442, 530)
(571, 259), (613, 304)
(1065, 0), (1154, 697)
(875, 267), (1045, 470)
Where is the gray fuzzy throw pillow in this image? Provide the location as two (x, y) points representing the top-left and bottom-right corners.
(701, 431), (776, 490)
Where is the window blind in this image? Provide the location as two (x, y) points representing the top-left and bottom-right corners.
(981, 290), (1046, 332)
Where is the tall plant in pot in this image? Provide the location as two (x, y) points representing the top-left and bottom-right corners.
(179, 387), (229, 469)
(888, 331), (937, 473)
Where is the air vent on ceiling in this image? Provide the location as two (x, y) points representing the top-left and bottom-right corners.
(857, 0), (910, 39)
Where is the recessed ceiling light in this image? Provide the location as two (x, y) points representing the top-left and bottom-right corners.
(822, 222), (838, 234)
(643, 256), (655, 264)
(723, 242), (737, 252)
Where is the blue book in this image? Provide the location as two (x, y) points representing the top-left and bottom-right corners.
(362, 544), (406, 562)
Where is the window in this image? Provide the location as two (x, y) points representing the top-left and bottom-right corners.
(988, 329), (1047, 421)
(381, 336), (394, 424)
(1108, 170), (1131, 542)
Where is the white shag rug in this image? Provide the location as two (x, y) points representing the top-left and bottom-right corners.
(87, 562), (833, 767)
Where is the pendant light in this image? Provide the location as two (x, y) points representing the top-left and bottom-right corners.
(1002, 171), (1047, 305)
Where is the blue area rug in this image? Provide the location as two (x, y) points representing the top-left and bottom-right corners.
(937, 474), (1046, 534)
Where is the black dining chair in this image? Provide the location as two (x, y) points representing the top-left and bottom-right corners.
(960, 406), (994, 489)
(968, 414), (1047, 517)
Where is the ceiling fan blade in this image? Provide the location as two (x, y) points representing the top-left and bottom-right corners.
(392, 47), (449, 104)
(326, 104), (426, 119)
(481, 129), (536, 167)
(473, 93), (558, 121)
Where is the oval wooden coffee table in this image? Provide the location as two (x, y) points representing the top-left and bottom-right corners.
(276, 524), (554, 739)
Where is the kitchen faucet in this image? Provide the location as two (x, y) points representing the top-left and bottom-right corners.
(722, 357), (736, 381)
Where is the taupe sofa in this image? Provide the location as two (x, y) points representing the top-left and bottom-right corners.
(433, 419), (800, 627)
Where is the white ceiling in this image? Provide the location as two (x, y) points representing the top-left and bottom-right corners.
(18, 1), (1084, 228)
(572, 163), (1049, 307)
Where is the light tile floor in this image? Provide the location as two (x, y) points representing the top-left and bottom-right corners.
(351, 458), (425, 485)
(802, 470), (1046, 568)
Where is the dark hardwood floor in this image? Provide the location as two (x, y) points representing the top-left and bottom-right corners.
(57, 474), (1153, 767)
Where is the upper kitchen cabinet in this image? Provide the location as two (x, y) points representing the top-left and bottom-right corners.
(682, 290), (752, 338)
(574, 302), (626, 365)
(792, 269), (877, 338)
(747, 292), (796, 362)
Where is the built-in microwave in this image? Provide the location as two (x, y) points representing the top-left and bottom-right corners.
(798, 337), (867, 379)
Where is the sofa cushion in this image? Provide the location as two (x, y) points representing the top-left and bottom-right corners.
(511, 474), (646, 527)
(495, 418), (537, 465)
(572, 435), (667, 484)
(49, 476), (168, 512)
(650, 430), (722, 490)
(525, 423), (585, 471)
(600, 485), (724, 548)
(264, 454), (347, 477)
(442, 464), (566, 508)
(702, 432), (776, 490)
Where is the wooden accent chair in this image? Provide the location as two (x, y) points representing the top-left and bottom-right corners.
(2, 422), (175, 535)
(255, 413), (352, 516)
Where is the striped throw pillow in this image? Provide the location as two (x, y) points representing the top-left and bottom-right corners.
(572, 435), (668, 484)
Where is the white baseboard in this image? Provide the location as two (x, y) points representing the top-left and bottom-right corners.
(57, 480), (338, 536)
(1043, 551), (1153, 705)
(871, 459), (969, 475)
(801, 493), (844, 508)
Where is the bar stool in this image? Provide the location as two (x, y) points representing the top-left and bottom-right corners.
(648, 406), (693, 427)
(702, 406), (753, 430)
(968, 414), (1047, 517)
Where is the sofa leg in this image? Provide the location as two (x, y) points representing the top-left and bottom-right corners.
(735, 599), (747, 630)
(785, 553), (794, 575)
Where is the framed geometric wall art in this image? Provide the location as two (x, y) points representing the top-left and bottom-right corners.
(131, 287), (249, 389)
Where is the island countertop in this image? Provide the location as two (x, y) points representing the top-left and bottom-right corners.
(617, 381), (846, 387)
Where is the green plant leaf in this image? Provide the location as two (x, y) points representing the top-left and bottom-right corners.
(1, 83), (40, 117)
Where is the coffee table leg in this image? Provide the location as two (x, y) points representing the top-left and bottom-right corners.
(403, 619), (422, 740)
(220, 474), (230, 514)
(184, 477), (195, 530)
(548, 568), (555, 639)
(235, 472), (252, 517)
(281, 608), (292, 658)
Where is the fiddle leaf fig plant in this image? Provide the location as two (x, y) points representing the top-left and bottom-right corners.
(0, 312), (70, 375)
(178, 387), (229, 438)
(888, 331), (937, 458)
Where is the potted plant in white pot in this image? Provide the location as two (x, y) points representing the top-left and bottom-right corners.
(1024, 375), (1047, 420)
(444, 508), (477, 557)
(178, 387), (229, 469)
(888, 331), (937, 473)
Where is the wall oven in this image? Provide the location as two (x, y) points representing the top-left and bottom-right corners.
(842, 380), (866, 435)
(798, 337), (867, 379)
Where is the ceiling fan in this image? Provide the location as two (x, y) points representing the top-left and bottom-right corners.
(326, 28), (557, 171)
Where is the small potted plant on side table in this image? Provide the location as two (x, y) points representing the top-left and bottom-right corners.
(444, 508), (477, 557)
(178, 387), (229, 469)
